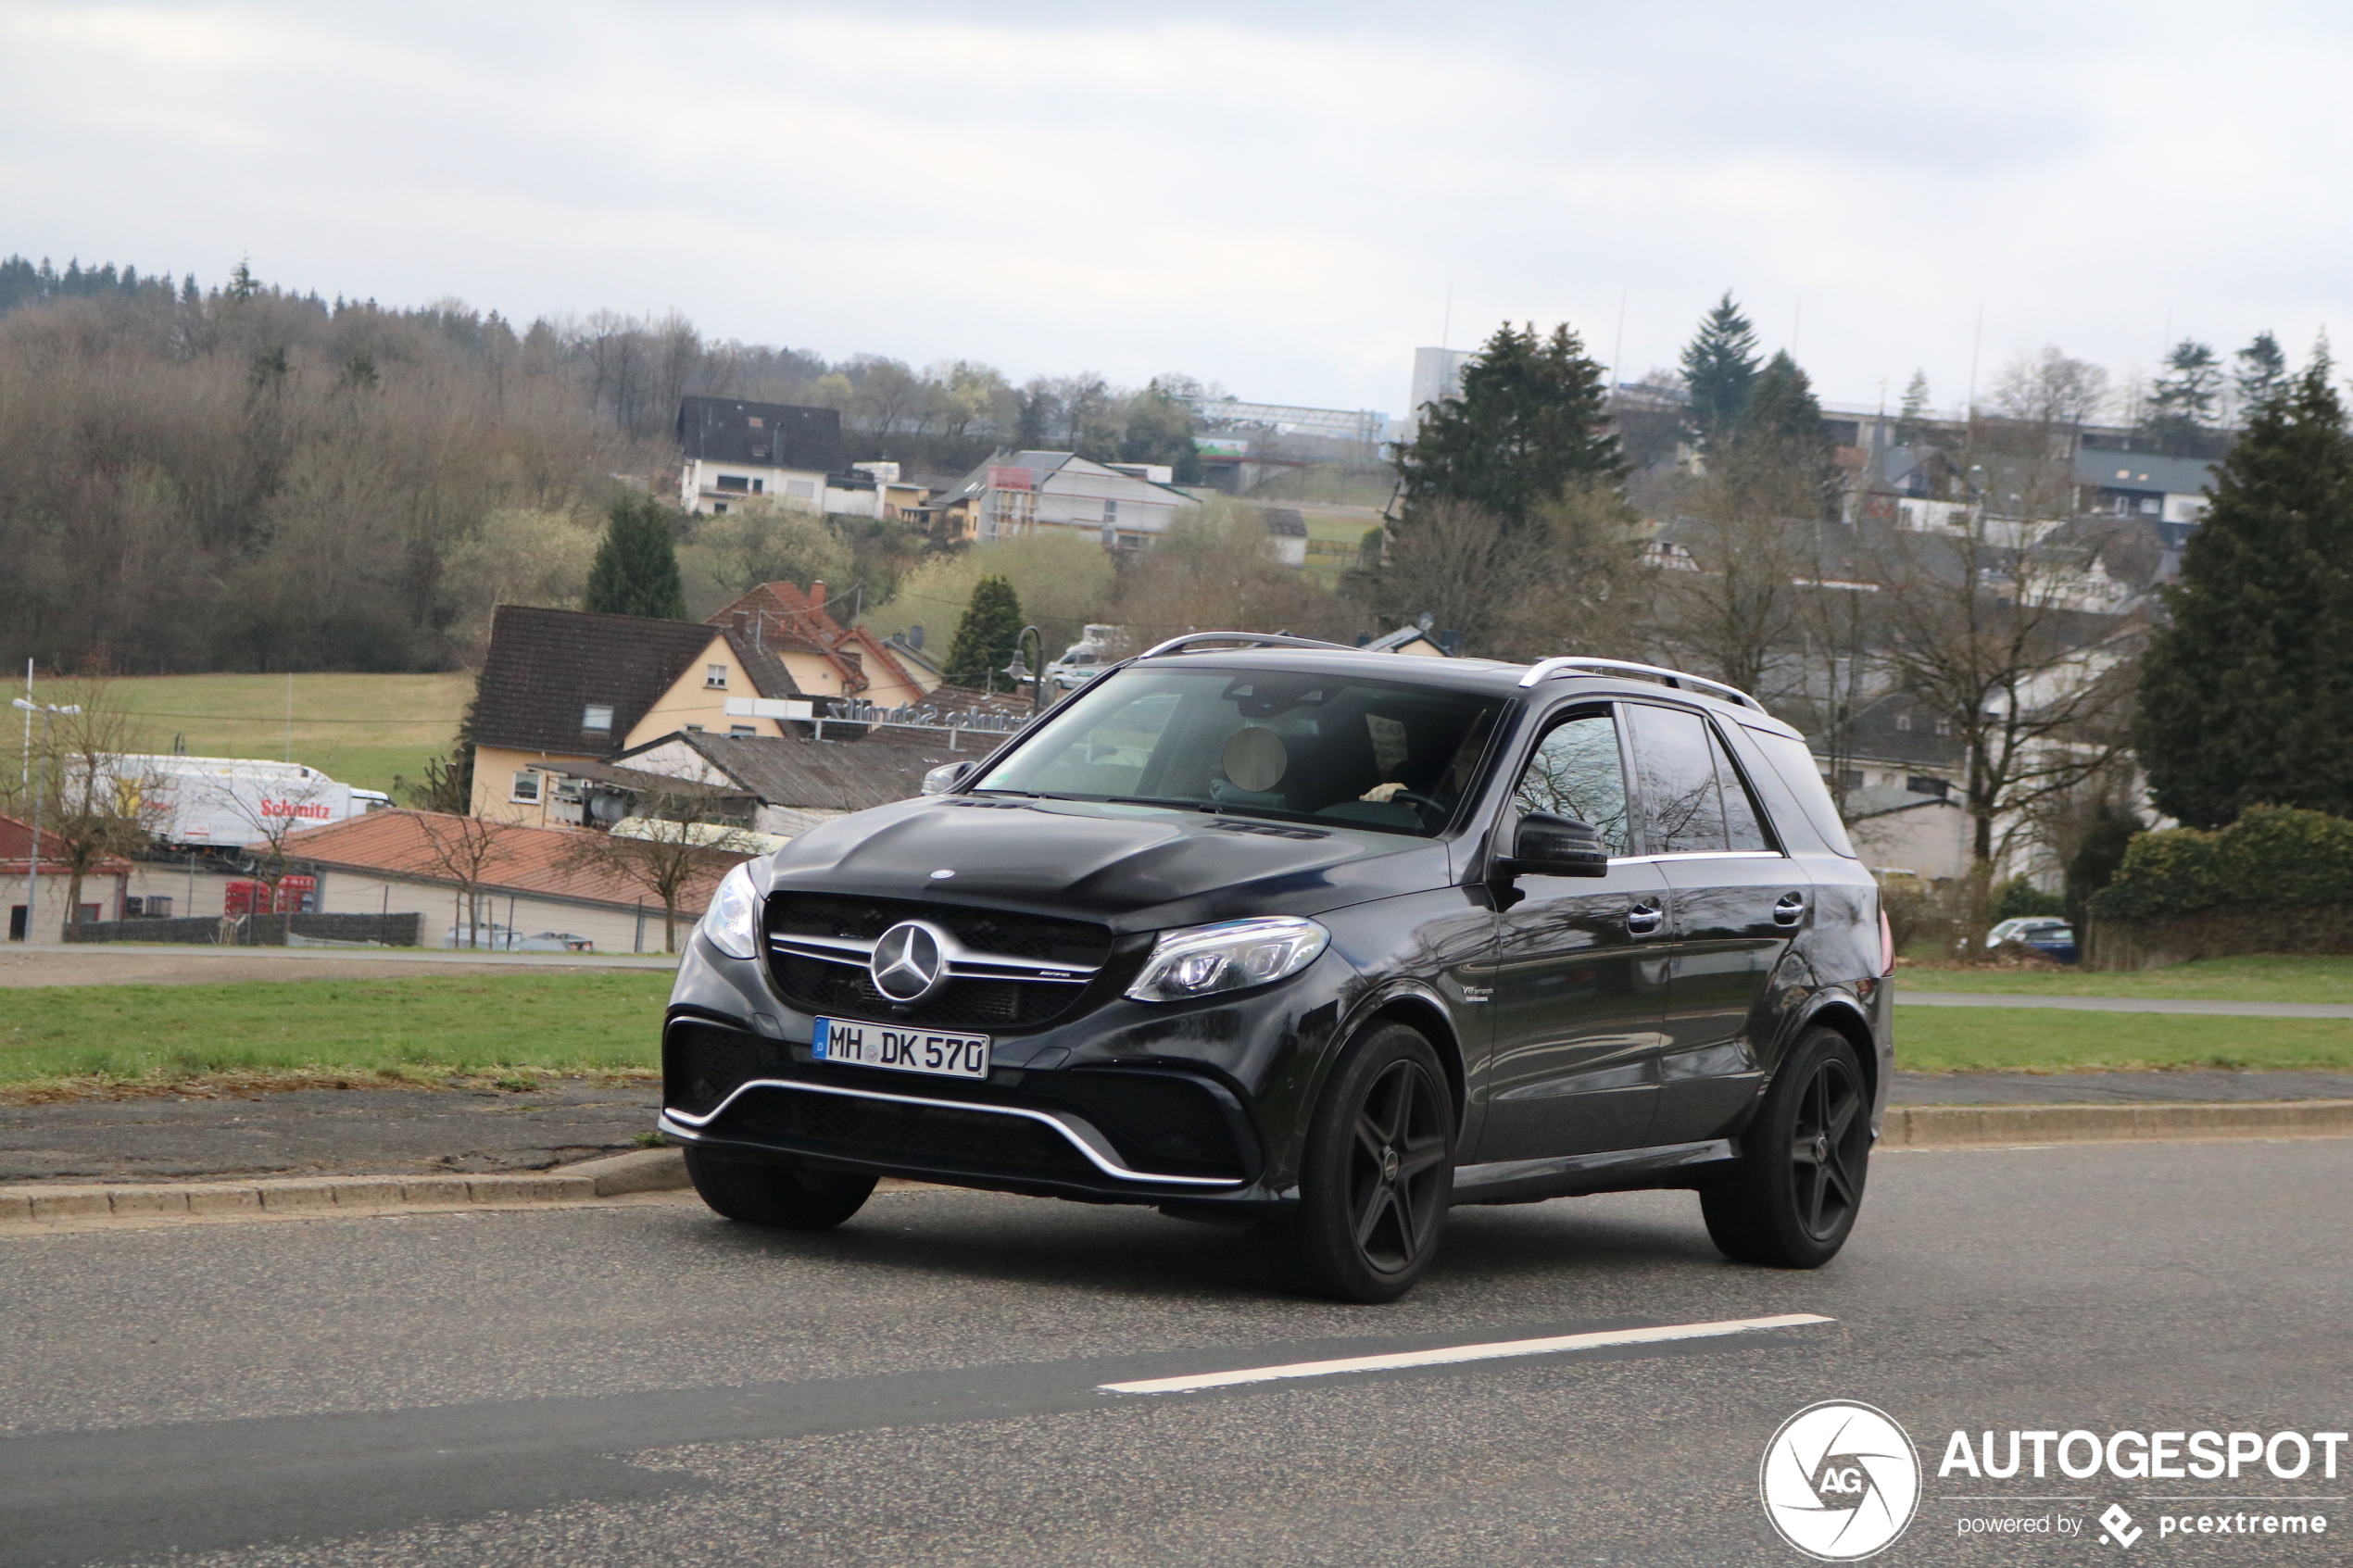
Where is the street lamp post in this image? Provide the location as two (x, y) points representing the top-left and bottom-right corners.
(1002, 626), (1045, 715)
(11, 697), (81, 944)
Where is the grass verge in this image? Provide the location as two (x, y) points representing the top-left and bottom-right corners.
(1896, 954), (2353, 1005)
(1894, 1005), (2353, 1073)
(0, 972), (670, 1098)
(101, 671), (472, 793)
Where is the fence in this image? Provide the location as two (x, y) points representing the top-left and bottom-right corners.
(62, 912), (423, 947)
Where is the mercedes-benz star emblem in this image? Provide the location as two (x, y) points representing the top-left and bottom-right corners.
(870, 921), (948, 1003)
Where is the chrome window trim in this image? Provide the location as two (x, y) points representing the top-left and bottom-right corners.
(660, 1076), (1243, 1188)
(1605, 850), (1787, 864)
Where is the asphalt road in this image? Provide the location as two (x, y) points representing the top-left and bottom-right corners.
(2, 1140), (2347, 1567)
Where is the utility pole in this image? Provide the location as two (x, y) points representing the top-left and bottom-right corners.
(12, 697), (81, 944)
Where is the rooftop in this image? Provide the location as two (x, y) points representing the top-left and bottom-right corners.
(281, 809), (743, 914)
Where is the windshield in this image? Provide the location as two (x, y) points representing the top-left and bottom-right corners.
(975, 667), (1506, 836)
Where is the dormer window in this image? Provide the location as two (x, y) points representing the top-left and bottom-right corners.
(583, 704), (614, 732)
(705, 664), (728, 689)
(1894, 714), (1912, 732)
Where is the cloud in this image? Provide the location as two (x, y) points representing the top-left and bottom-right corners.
(2, 0), (2348, 416)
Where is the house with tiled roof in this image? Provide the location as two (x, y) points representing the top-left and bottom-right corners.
(281, 809), (748, 954)
(4, 812), (133, 941)
(468, 605), (811, 827)
(705, 580), (937, 708)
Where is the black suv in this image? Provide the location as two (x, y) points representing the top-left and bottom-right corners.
(661, 635), (1892, 1301)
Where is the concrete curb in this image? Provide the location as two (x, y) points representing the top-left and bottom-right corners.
(1882, 1099), (2353, 1148)
(0, 1147), (690, 1232)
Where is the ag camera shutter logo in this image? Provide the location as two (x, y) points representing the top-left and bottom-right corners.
(1761, 1400), (1922, 1561)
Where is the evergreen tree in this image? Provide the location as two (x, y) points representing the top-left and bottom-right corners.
(1678, 291), (1762, 450)
(2141, 338), (2222, 454)
(2233, 331), (2288, 415)
(943, 575), (1026, 688)
(2137, 354), (2353, 827)
(1896, 370), (1931, 446)
(1728, 350), (1836, 519)
(584, 495), (687, 620)
(1393, 320), (1620, 528)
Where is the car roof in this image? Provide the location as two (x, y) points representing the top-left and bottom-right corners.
(1119, 646), (1799, 734)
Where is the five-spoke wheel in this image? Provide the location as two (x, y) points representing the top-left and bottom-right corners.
(1701, 1027), (1871, 1268)
(1268, 1022), (1454, 1301)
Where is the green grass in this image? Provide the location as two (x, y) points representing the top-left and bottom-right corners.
(94, 671), (472, 794)
(0, 972), (670, 1093)
(1894, 1007), (2353, 1073)
(1898, 954), (2353, 1005)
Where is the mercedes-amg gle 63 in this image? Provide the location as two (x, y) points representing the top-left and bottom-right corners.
(660, 634), (1892, 1301)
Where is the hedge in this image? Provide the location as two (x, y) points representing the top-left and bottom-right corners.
(2087, 806), (2353, 922)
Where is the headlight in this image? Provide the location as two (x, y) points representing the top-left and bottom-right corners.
(1125, 917), (1329, 1003)
(698, 860), (764, 960)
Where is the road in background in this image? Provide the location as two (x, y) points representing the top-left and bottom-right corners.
(3, 1139), (2346, 1566)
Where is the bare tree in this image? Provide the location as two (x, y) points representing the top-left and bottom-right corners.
(412, 809), (511, 948)
(560, 774), (757, 953)
(1868, 416), (2145, 947)
(1991, 346), (2111, 433)
(27, 683), (166, 934)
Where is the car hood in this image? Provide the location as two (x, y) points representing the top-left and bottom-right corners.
(763, 796), (1453, 932)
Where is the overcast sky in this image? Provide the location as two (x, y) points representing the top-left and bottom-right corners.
(6, 1), (2347, 419)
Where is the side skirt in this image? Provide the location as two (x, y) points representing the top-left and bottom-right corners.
(1449, 1139), (1738, 1206)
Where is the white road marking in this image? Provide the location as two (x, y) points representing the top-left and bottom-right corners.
(1099, 1312), (1836, 1395)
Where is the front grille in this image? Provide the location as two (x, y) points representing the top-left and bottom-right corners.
(721, 1087), (1094, 1178)
(764, 892), (1113, 1030)
(768, 893), (1113, 967)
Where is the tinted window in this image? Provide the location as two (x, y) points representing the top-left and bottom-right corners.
(1710, 723), (1773, 851)
(1512, 712), (1630, 855)
(976, 667), (1505, 837)
(1627, 705), (1727, 854)
(1740, 724), (1858, 857)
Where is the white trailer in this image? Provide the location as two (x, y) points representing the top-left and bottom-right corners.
(100, 755), (389, 850)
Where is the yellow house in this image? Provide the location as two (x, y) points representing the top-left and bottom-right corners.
(468, 606), (815, 827)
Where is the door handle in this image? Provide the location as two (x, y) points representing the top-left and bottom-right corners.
(1773, 891), (1806, 926)
(1627, 900), (1664, 936)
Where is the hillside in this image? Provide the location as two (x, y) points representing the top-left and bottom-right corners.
(96, 672), (472, 795)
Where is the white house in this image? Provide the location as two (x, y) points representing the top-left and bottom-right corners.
(925, 451), (1199, 549)
(675, 395), (847, 517)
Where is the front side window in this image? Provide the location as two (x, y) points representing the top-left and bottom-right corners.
(975, 667), (1504, 837)
(510, 771), (542, 804)
(1511, 711), (1630, 856)
(583, 703), (614, 732)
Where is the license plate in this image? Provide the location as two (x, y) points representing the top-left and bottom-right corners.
(812, 1016), (991, 1079)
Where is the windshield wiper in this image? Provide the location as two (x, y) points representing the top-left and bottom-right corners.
(1094, 795), (1219, 812)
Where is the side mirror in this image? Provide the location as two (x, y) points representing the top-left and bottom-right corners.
(1498, 812), (1609, 878)
(921, 760), (976, 796)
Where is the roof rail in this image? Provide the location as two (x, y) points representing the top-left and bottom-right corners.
(1518, 656), (1764, 711)
(1136, 631), (1357, 659)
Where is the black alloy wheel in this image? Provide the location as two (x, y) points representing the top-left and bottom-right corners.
(1268, 1022), (1454, 1302)
(1701, 1028), (1871, 1268)
(684, 1148), (878, 1230)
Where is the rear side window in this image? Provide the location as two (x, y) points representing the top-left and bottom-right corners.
(1740, 724), (1858, 858)
(1627, 705), (1726, 853)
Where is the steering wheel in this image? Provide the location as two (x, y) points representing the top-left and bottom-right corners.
(1387, 790), (1448, 817)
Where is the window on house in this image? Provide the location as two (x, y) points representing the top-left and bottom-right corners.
(1836, 769), (1864, 792)
(747, 416), (764, 429)
(1894, 713), (1912, 732)
(511, 771), (543, 803)
(583, 704), (614, 732)
(1934, 717), (1952, 736)
(705, 664), (728, 688)
(729, 724), (756, 736)
(752, 478), (764, 494)
(712, 502), (727, 514)
(715, 475), (750, 492)
(786, 479), (815, 498)
(1906, 775), (1950, 797)
(1104, 499), (1118, 523)
(686, 723), (706, 733)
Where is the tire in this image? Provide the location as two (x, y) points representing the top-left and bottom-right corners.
(1265, 1022), (1455, 1303)
(1700, 1027), (1871, 1268)
(685, 1148), (877, 1230)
